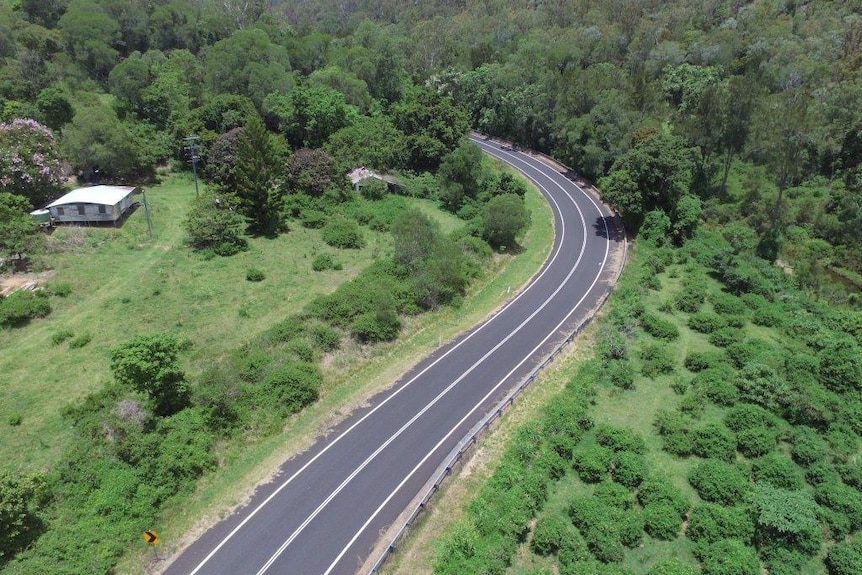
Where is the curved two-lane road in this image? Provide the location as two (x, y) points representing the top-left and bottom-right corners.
(163, 136), (625, 575)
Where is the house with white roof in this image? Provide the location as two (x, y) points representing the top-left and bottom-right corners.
(45, 185), (139, 225)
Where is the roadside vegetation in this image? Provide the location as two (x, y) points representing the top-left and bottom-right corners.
(2, 0), (862, 574)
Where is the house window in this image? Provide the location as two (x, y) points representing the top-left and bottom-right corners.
(98, 205), (106, 214)
(77, 205), (85, 215)
(56, 207), (64, 215)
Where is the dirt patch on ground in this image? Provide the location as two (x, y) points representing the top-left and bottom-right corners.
(0, 270), (56, 297)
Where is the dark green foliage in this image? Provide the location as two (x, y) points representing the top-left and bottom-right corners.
(350, 293), (402, 343)
(724, 403), (780, 433)
(688, 312), (727, 334)
(300, 209), (328, 228)
(790, 426), (830, 466)
(541, 392), (592, 461)
(691, 424), (737, 461)
(246, 267), (265, 282)
(736, 427), (778, 458)
(110, 333), (189, 416)
(595, 425), (646, 454)
(640, 342), (676, 378)
(531, 513), (575, 556)
(684, 350), (728, 372)
(643, 503), (682, 540)
(0, 290), (51, 327)
(47, 283), (72, 297)
(654, 409), (693, 457)
(0, 472), (45, 560)
(752, 483), (821, 556)
(311, 252), (336, 271)
(233, 114), (284, 235)
(815, 481), (862, 535)
(691, 365), (739, 407)
(689, 460), (751, 505)
(687, 503), (756, 545)
(752, 305), (785, 327)
(184, 194), (248, 255)
(735, 363), (786, 413)
(761, 546), (807, 575)
(826, 537), (862, 575)
(602, 359), (636, 390)
(640, 312), (680, 340)
(310, 324), (340, 351)
(567, 496), (642, 562)
(696, 539), (760, 575)
(572, 443), (612, 484)
(260, 361), (322, 417)
(612, 451), (646, 489)
(637, 476), (690, 517)
(818, 335), (862, 393)
(594, 481), (634, 509)
(321, 215), (365, 249)
(708, 327), (742, 348)
(481, 193), (531, 250)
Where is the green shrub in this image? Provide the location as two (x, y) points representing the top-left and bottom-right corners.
(260, 361), (322, 416)
(640, 342), (676, 378)
(736, 426), (777, 458)
(688, 312), (727, 334)
(735, 363), (786, 413)
(613, 451), (646, 489)
(697, 539), (760, 575)
(790, 425), (830, 466)
(0, 290), (51, 327)
(684, 350), (728, 372)
(687, 503), (756, 544)
(594, 481), (634, 509)
(322, 215), (365, 248)
(691, 366), (739, 406)
(710, 293), (747, 316)
(654, 409), (692, 456)
(826, 537), (862, 575)
(816, 481), (862, 532)
(643, 503), (682, 540)
(724, 403), (780, 433)
(310, 324), (340, 351)
(641, 312), (680, 340)
(572, 444), (612, 483)
(246, 267), (265, 282)
(602, 359), (635, 389)
(68, 332), (92, 349)
(691, 424), (737, 461)
(689, 459), (751, 505)
(8, 413), (22, 426)
(51, 328), (74, 345)
(263, 315), (306, 344)
(708, 327), (742, 348)
(48, 282), (72, 297)
(350, 306), (401, 343)
(753, 306), (785, 327)
(311, 252), (336, 271)
(300, 209), (327, 228)
(531, 513), (570, 556)
(285, 339), (314, 362)
(595, 425), (646, 454)
(762, 546), (806, 575)
(637, 476), (690, 516)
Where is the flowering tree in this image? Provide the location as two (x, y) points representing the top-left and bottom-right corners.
(0, 119), (65, 208)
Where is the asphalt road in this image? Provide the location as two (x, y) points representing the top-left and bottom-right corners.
(163, 135), (624, 575)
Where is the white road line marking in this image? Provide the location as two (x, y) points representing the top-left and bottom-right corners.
(256, 144), (607, 574)
(321, 145), (613, 575)
(186, 150), (569, 575)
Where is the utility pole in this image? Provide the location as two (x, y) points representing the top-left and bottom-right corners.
(183, 136), (201, 197)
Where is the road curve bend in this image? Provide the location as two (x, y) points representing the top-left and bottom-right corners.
(163, 135), (626, 575)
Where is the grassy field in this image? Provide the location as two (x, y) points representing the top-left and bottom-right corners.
(0, 175), (391, 474)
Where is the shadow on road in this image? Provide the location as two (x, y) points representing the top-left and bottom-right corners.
(593, 215), (626, 242)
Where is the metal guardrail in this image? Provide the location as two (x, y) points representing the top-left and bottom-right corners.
(367, 140), (628, 575)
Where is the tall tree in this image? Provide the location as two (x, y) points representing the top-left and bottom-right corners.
(0, 192), (38, 264)
(233, 114), (282, 235)
(0, 118), (64, 207)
